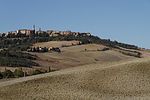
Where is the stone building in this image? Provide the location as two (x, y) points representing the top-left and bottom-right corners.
(17, 29), (35, 36)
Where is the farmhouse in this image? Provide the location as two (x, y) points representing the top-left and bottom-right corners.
(27, 47), (61, 53)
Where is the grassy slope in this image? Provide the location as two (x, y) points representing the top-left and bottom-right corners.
(0, 41), (136, 74)
(0, 57), (150, 100)
(32, 40), (80, 48)
(31, 43), (135, 70)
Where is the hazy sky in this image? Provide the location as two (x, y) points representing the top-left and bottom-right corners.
(0, 0), (149, 48)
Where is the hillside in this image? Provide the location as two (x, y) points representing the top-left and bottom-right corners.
(0, 57), (150, 100)
(0, 40), (149, 100)
(0, 33), (141, 71)
(0, 40), (139, 77)
(32, 40), (80, 48)
(30, 42), (136, 70)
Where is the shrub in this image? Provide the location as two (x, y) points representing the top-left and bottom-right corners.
(101, 47), (110, 51)
(0, 72), (3, 79)
(2, 69), (14, 78)
(32, 69), (43, 75)
(0, 50), (38, 67)
(61, 44), (70, 47)
(48, 67), (51, 72)
(14, 69), (24, 77)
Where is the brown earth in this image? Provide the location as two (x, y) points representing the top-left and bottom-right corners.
(0, 58), (150, 100)
(31, 43), (135, 70)
(32, 40), (80, 48)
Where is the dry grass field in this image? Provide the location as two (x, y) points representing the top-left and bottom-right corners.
(32, 40), (80, 48)
(30, 42), (136, 70)
(0, 58), (150, 100)
(0, 41), (150, 100)
(0, 41), (136, 74)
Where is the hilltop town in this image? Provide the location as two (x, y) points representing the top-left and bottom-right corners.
(0, 26), (91, 38)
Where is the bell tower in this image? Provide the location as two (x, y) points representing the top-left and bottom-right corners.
(33, 25), (36, 34)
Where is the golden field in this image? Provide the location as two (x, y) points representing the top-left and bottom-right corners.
(0, 41), (150, 100)
(30, 41), (135, 70)
(0, 57), (150, 100)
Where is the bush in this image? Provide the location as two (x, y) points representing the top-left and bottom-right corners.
(14, 69), (24, 77)
(0, 72), (3, 79)
(0, 50), (38, 67)
(2, 69), (14, 78)
(48, 67), (51, 72)
(99, 47), (110, 51)
(32, 69), (43, 75)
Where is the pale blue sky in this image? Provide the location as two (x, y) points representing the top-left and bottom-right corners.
(0, 0), (149, 48)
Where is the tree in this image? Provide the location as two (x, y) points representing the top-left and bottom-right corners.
(2, 69), (14, 78)
(48, 66), (51, 72)
(32, 69), (43, 75)
(14, 68), (24, 77)
(0, 72), (3, 79)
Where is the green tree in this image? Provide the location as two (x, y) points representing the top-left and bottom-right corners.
(32, 69), (43, 75)
(14, 68), (24, 77)
(0, 72), (3, 79)
(2, 69), (14, 78)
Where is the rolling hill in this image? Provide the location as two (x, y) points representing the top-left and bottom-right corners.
(0, 40), (149, 100)
(0, 57), (150, 100)
(30, 41), (136, 70)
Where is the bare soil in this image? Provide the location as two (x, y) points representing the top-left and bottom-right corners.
(0, 58), (150, 100)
